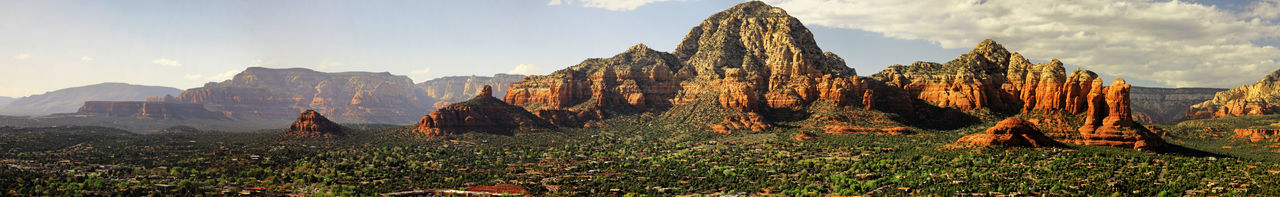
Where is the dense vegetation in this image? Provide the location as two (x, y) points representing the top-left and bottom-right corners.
(1, 114), (1279, 196)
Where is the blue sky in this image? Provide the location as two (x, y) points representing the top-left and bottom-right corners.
(1, 0), (1277, 97)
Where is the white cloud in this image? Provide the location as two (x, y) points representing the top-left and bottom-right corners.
(152, 58), (182, 67)
(13, 53), (30, 60)
(508, 64), (539, 75)
(547, 0), (677, 11)
(316, 59), (342, 70)
(80, 56), (93, 62)
(183, 74), (203, 80)
(411, 67), (432, 75)
(763, 0), (1280, 88)
(207, 70), (239, 81)
(1246, 0), (1280, 21)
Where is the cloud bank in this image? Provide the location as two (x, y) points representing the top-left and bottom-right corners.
(764, 0), (1280, 88)
(152, 58), (182, 67)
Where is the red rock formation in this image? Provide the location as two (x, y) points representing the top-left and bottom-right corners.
(415, 85), (553, 136)
(77, 101), (227, 120)
(955, 118), (1061, 147)
(172, 67), (429, 123)
(506, 2), (870, 131)
(1188, 68), (1280, 119)
(1077, 79), (1166, 149)
(285, 110), (345, 138)
(709, 113), (771, 133)
(1233, 129), (1280, 142)
(794, 131), (818, 141)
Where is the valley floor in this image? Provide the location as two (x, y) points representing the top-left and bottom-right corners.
(1, 115), (1279, 196)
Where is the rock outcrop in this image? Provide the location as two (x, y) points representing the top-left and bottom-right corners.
(1187, 69), (1280, 119)
(416, 74), (524, 109)
(1233, 129), (1280, 142)
(284, 110), (345, 138)
(77, 101), (227, 120)
(1129, 86), (1224, 124)
(869, 40), (1166, 149)
(1076, 79), (1165, 149)
(171, 67), (429, 123)
(956, 118), (1061, 148)
(414, 85), (552, 137)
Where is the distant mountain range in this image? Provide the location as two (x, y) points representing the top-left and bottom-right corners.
(0, 96), (15, 108)
(1129, 86), (1225, 124)
(0, 83), (183, 116)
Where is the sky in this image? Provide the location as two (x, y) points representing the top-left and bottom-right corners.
(0, 0), (1277, 98)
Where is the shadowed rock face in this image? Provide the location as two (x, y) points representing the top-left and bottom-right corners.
(956, 118), (1060, 148)
(1187, 69), (1280, 119)
(77, 101), (226, 120)
(171, 67), (429, 124)
(285, 110), (345, 138)
(415, 85), (552, 137)
(1128, 86), (1224, 124)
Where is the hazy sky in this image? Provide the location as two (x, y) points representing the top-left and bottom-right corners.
(1, 0), (1277, 97)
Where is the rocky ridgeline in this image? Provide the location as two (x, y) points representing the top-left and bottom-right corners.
(414, 85), (552, 137)
(170, 67), (429, 123)
(77, 101), (227, 120)
(499, 1), (1163, 149)
(1187, 69), (1280, 119)
(284, 110), (346, 138)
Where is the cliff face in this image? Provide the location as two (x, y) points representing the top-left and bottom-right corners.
(415, 85), (552, 137)
(77, 101), (227, 120)
(416, 74), (524, 109)
(285, 110), (345, 138)
(1187, 69), (1280, 119)
(0, 83), (183, 116)
(1128, 86), (1224, 124)
(171, 67), (429, 123)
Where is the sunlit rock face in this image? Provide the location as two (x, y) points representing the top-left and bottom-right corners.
(956, 117), (1060, 148)
(1187, 69), (1280, 120)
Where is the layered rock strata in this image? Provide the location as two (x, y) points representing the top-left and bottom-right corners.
(171, 67), (429, 123)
